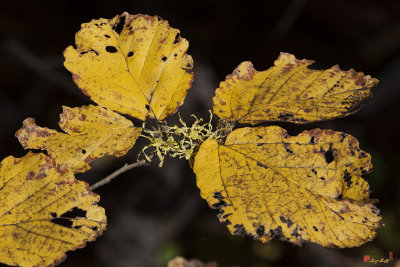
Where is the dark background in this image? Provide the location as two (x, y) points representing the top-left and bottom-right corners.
(1, 0), (400, 266)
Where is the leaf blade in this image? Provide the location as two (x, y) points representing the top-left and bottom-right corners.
(0, 152), (106, 267)
(193, 126), (382, 247)
(16, 105), (141, 173)
(213, 53), (378, 124)
(64, 13), (194, 121)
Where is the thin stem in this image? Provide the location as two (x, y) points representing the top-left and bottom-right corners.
(90, 155), (153, 191)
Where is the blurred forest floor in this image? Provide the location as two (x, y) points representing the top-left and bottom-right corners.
(1, 0), (400, 266)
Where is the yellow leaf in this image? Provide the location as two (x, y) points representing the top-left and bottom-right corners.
(64, 12), (194, 121)
(193, 126), (382, 248)
(16, 105), (141, 173)
(168, 256), (217, 267)
(0, 152), (106, 267)
(213, 53), (378, 124)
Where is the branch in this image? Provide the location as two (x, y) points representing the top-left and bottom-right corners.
(89, 133), (192, 190)
(90, 156), (153, 191)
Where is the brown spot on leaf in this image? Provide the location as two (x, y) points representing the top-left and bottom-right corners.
(343, 170), (352, 187)
(256, 225), (265, 237)
(339, 203), (352, 213)
(281, 63), (294, 74)
(284, 143), (294, 154)
(26, 171), (36, 180)
(233, 224), (253, 238)
(280, 216), (294, 228)
(277, 113), (294, 121)
(269, 226), (287, 241)
(318, 222), (326, 234)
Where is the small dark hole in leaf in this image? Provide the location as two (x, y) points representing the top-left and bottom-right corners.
(74, 225), (82, 229)
(307, 62), (325, 70)
(79, 49), (98, 56)
(343, 170), (352, 187)
(291, 227), (301, 238)
(313, 226), (319, 231)
(324, 149), (335, 164)
(82, 149), (87, 154)
(91, 226), (98, 231)
(187, 63), (192, 68)
(256, 225), (265, 237)
(213, 191), (223, 201)
(360, 167), (368, 174)
(104, 34), (111, 38)
(173, 33), (180, 44)
(51, 217), (73, 228)
(269, 226), (284, 239)
(336, 194), (343, 200)
(212, 199), (227, 209)
(359, 151), (367, 158)
(113, 16), (126, 35)
(222, 213), (232, 219)
(320, 177), (325, 181)
(62, 207), (87, 218)
(106, 46), (118, 53)
(32, 149), (48, 155)
(127, 51), (134, 57)
(145, 104), (150, 110)
(174, 53), (177, 57)
(162, 56), (167, 61)
(51, 208), (86, 228)
(310, 136), (315, 144)
(224, 219), (232, 226)
(157, 17), (162, 21)
(340, 133), (347, 142)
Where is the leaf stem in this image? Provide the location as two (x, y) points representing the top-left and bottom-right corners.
(89, 155), (153, 191)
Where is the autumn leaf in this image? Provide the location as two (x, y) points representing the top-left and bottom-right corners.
(168, 256), (218, 267)
(16, 105), (141, 173)
(193, 126), (382, 248)
(213, 53), (378, 124)
(64, 12), (194, 121)
(0, 152), (106, 267)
